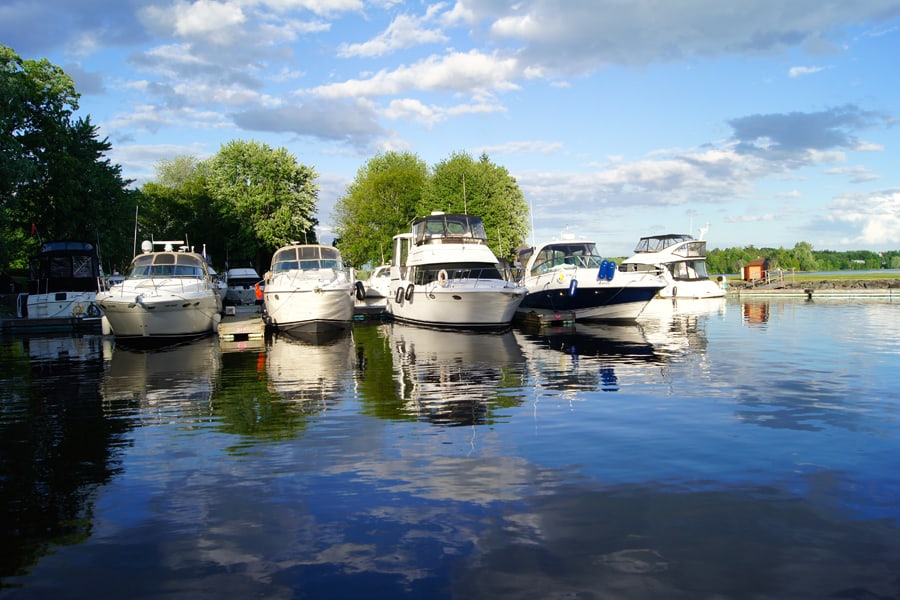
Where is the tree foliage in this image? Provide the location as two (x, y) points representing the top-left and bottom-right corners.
(706, 242), (898, 274)
(332, 151), (427, 268)
(1, 44), (135, 272)
(334, 150), (529, 268)
(423, 152), (529, 261)
(208, 140), (318, 251)
(138, 142), (319, 274)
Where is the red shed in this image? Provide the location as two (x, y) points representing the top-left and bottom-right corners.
(743, 258), (766, 281)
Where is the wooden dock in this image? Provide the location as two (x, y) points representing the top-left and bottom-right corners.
(0, 316), (103, 336)
(218, 306), (266, 351)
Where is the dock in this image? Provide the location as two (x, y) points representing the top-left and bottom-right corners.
(0, 316), (103, 336)
(218, 305), (266, 351)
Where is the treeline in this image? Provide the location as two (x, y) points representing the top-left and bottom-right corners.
(706, 242), (899, 275)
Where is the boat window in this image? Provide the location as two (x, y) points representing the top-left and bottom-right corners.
(133, 255), (153, 267)
(299, 246), (320, 259)
(413, 262), (504, 285)
(274, 248), (297, 263)
(72, 256), (94, 278)
(153, 253), (176, 265)
(274, 261), (299, 272)
(670, 260), (710, 281)
(320, 247), (340, 260)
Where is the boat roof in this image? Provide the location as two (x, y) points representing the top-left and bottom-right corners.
(37, 240), (98, 255)
(633, 234), (698, 253)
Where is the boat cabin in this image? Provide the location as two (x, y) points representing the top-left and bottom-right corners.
(28, 240), (101, 294)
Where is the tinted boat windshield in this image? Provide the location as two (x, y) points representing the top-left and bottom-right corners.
(528, 243), (603, 275)
(271, 246), (344, 272)
(126, 253), (207, 278)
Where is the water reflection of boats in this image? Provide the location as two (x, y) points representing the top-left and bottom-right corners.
(514, 321), (662, 394)
(638, 296), (725, 354)
(100, 336), (222, 417)
(389, 322), (526, 425)
(265, 329), (356, 404)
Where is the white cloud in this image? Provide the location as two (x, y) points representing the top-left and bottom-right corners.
(338, 11), (449, 57)
(475, 141), (564, 155)
(307, 50), (521, 99)
(789, 65), (830, 77)
(824, 189), (900, 246)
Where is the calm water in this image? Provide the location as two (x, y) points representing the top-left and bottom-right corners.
(1, 297), (899, 599)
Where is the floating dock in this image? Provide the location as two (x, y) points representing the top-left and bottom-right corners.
(218, 305), (266, 351)
(0, 316), (103, 336)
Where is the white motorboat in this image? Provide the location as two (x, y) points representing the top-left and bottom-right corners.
(354, 264), (391, 312)
(16, 240), (104, 321)
(224, 267), (262, 305)
(262, 244), (356, 334)
(619, 233), (726, 298)
(514, 239), (665, 321)
(387, 212), (526, 328)
(95, 240), (223, 340)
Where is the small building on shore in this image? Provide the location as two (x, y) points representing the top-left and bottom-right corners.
(743, 258), (768, 282)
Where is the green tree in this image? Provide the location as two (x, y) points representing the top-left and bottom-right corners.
(207, 140), (319, 268)
(139, 156), (234, 267)
(423, 152), (529, 261)
(1, 45), (134, 272)
(332, 151), (428, 268)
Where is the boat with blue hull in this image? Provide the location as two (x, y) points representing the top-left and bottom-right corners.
(515, 239), (665, 321)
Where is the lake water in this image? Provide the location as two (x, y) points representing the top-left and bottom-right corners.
(1, 297), (899, 599)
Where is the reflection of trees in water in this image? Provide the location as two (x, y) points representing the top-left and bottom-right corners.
(1, 336), (131, 585)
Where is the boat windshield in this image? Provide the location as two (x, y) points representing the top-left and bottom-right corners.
(528, 243), (603, 275)
(669, 259), (711, 280)
(126, 253), (207, 278)
(271, 246), (345, 272)
(633, 234), (694, 253)
(412, 214), (487, 244)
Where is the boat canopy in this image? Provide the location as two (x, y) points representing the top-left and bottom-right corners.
(28, 240), (101, 293)
(412, 214), (487, 245)
(633, 234), (694, 253)
(271, 245), (344, 272)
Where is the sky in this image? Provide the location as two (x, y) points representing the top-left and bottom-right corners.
(3, 0), (900, 256)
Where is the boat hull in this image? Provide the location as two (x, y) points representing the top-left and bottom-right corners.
(97, 292), (221, 339)
(388, 281), (526, 328)
(518, 283), (662, 320)
(17, 291), (102, 319)
(656, 277), (725, 299)
(264, 288), (355, 333)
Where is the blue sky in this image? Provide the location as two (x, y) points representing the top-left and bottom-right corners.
(3, 0), (900, 256)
